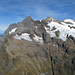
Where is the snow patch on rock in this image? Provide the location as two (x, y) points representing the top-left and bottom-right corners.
(63, 19), (75, 24)
(14, 33), (32, 41)
(33, 34), (43, 43)
(44, 26), (56, 37)
(61, 19), (75, 27)
(9, 28), (17, 34)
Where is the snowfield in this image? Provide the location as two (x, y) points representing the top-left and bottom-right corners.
(44, 19), (75, 41)
(14, 33), (32, 41)
(33, 34), (43, 43)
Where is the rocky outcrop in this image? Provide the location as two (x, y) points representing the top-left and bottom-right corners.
(0, 36), (4, 42)
(0, 36), (4, 49)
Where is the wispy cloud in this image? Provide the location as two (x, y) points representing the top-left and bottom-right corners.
(56, 4), (71, 7)
(0, 24), (9, 30)
(56, 0), (75, 7)
(56, 3), (75, 7)
(0, 0), (75, 31)
(33, 6), (61, 19)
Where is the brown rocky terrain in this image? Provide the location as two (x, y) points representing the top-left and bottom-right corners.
(0, 16), (75, 75)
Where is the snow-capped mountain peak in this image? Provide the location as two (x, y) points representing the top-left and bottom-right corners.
(63, 19), (75, 23)
(4, 16), (75, 43)
(45, 20), (75, 41)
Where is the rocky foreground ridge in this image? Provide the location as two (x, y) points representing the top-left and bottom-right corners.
(0, 16), (75, 75)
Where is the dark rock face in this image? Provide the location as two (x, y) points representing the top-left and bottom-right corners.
(0, 36), (4, 42)
(4, 23), (17, 37)
(4, 16), (35, 37)
(0, 36), (4, 49)
(0, 16), (75, 75)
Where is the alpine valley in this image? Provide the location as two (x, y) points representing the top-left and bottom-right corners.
(0, 16), (75, 75)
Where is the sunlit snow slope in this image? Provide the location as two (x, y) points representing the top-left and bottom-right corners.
(44, 19), (75, 41)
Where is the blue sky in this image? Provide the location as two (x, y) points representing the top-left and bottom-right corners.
(0, 0), (75, 33)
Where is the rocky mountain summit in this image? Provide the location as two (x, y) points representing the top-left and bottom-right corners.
(0, 16), (75, 75)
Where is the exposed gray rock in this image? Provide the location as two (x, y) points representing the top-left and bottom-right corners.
(0, 36), (4, 49)
(4, 23), (17, 37)
(0, 36), (4, 42)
